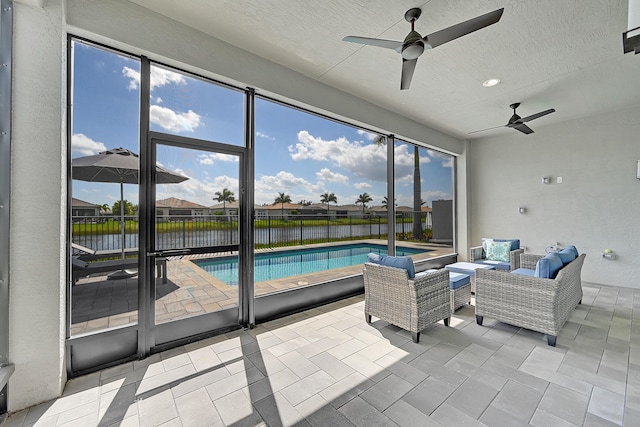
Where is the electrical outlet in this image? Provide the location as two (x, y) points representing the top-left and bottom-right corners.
(557, 176), (563, 184)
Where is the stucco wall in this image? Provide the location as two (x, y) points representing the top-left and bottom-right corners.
(468, 105), (640, 288)
(9, 0), (66, 411)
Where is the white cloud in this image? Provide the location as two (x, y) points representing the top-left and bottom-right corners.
(156, 97), (163, 104)
(150, 67), (187, 90)
(427, 149), (453, 167)
(156, 174), (239, 207)
(357, 129), (380, 141)
(150, 105), (201, 133)
(261, 171), (312, 189)
(316, 168), (348, 184)
(289, 130), (388, 182)
(256, 131), (275, 140)
(122, 67), (140, 90)
(354, 182), (372, 190)
(71, 133), (107, 156)
(123, 66), (186, 91)
(253, 171), (325, 205)
(198, 153), (239, 165)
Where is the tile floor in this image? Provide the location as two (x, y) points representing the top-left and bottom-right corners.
(6, 282), (640, 426)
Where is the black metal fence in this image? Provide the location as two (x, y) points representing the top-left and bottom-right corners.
(71, 213), (433, 253)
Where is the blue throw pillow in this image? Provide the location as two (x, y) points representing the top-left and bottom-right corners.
(558, 247), (577, 264)
(367, 253), (415, 278)
(367, 253), (382, 264)
(535, 252), (563, 279)
(495, 239), (520, 251)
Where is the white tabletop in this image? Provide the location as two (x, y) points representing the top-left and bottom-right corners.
(445, 262), (495, 271)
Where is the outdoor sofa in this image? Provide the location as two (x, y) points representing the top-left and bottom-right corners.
(475, 247), (585, 346)
(363, 254), (451, 343)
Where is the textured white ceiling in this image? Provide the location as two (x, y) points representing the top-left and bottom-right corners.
(127, 0), (640, 140)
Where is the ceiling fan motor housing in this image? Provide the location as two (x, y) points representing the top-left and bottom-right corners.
(402, 31), (425, 59)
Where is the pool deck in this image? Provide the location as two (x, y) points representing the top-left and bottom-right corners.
(71, 240), (454, 335)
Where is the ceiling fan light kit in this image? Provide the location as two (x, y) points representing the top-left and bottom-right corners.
(623, 0), (640, 54)
(342, 7), (504, 90)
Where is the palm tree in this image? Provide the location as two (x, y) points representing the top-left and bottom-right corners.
(381, 196), (396, 210)
(355, 193), (373, 216)
(320, 192), (338, 214)
(213, 188), (236, 213)
(274, 192), (291, 217)
(98, 203), (110, 216)
(113, 200), (135, 216)
(373, 135), (387, 146)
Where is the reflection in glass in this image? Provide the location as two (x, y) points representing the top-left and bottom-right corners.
(70, 41), (142, 336)
(154, 144), (240, 324)
(149, 64), (244, 146)
(253, 98), (391, 296)
(394, 139), (454, 256)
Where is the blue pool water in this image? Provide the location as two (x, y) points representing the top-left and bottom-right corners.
(193, 243), (426, 285)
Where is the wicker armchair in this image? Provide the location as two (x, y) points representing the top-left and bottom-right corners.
(363, 262), (451, 343)
(469, 238), (524, 271)
(475, 253), (585, 346)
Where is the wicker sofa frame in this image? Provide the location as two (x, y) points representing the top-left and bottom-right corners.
(474, 253), (585, 346)
(363, 262), (451, 343)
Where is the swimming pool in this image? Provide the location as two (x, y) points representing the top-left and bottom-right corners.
(193, 243), (427, 285)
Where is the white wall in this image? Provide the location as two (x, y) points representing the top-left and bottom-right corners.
(468, 105), (640, 288)
(10, 0), (67, 411)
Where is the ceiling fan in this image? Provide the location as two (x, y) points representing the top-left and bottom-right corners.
(342, 7), (504, 90)
(470, 103), (557, 135)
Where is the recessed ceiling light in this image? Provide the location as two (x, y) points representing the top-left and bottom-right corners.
(482, 78), (501, 87)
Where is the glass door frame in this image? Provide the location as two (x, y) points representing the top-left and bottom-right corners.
(140, 131), (254, 352)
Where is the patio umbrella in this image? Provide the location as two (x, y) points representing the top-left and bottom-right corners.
(72, 147), (188, 271)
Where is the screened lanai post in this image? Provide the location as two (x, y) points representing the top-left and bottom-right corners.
(0, 0), (14, 418)
(139, 54), (151, 358)
(243, 86), (256, 329)
(119, 181), (125, 260)
(412, 145), (422, 240)
(387, 134), (395, 255)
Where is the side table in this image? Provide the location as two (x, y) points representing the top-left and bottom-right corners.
(445, 262), (495, 293)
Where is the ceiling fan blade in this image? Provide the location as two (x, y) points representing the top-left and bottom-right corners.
(424, 8), (504, 49)
(519, 108), (556, 122)
(342, 36), (403, 52)
(467, 124), (506, 135)
(513, 123), (534, 134)
(401, 58), (417, 90)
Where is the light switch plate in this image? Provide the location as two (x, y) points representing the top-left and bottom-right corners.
(557, 176), (563, 183)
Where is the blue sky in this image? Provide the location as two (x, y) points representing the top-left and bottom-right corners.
(71, 41), (453, 210)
